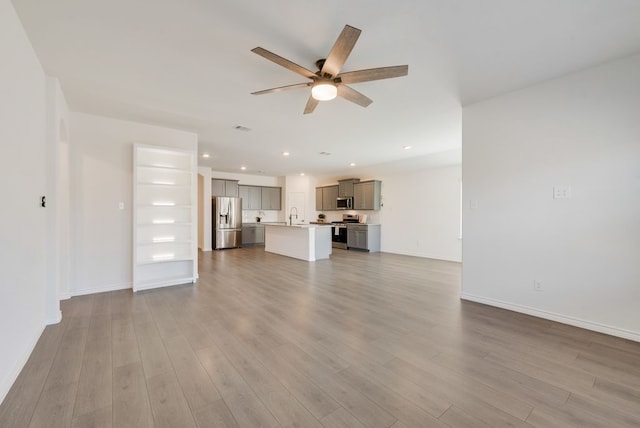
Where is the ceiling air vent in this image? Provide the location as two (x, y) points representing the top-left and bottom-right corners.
(234, 125), (251, 132)
(319, 152), (332, 156)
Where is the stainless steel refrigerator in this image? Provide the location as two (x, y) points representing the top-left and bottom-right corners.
(212, 197), (242, 249)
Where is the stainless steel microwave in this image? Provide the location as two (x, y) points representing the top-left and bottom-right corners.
(336, 197), (353, 210)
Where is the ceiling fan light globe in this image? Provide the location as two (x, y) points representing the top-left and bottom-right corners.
(311, 83), (337, 101)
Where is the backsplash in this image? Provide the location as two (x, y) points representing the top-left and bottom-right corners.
(316, 210), (381, 224)
(242, 209), (280, 223)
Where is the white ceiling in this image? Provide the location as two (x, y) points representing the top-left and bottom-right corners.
(12, 0), (640, 176)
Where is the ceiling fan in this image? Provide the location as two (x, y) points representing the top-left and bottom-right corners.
(251, 25), (408, 114)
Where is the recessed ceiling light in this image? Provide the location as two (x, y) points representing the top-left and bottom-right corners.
(234, 125), (251, 132)
(283, 152), (290, 156)
(403, 145), (412, 150)
(319, 151), (332, 156)
(201, 153), (210, 158)
(300, 172), (305, 176)
(349, 162), (356, 167)
(240, 166), (247, 170)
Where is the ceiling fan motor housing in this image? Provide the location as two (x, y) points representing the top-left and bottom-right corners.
(315, 59), (327, 73)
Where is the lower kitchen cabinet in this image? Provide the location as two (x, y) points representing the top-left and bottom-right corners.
(242, 224), (265, 245)
(346, 224), (381, 252)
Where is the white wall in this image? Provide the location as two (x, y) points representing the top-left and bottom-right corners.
(312, 163), (462, 262)
(45, 78), (71, 318)
(197, 166), (212, 251)
(210, 170), (283, 187)
(462, 54), (640, 341)
(198, 174), (204, 249)
(70, 113), (198, 295)
(0, 0), (48, 403)
(379, 166), (461, 261)
(284, 175), (314, 225)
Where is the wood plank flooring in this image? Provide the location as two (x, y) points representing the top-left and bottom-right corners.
(1, 247), (640, 427)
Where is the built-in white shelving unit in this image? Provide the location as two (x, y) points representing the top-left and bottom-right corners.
(133, 144), (197, 291)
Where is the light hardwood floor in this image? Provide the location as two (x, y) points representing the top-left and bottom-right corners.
(1, 247), (639, 427)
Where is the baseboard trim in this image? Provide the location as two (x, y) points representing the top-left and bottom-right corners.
(0, 322), (45, 406)
(461, 292), (640, 343)
(45, 310), (62, 325)
(71, 282), (132, 297)
(382, 249), (462, 263)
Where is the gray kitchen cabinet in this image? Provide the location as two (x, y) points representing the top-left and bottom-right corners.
(354, 180), (381, 210)
(212, 179), (239, 197)
(338, 178), (360, 197)
(315, 187), (323, 211)
(239, 185), (262, 210)
(322, 185), (338, 211)
(261, 187), (281, 210)
(316, 186), (337, 211)
(242, 224), (265, 245)
(347, 224), (381, 252)
(238, 185), (249, 206)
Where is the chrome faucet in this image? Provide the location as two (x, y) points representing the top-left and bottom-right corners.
(289, 207), (298, 226)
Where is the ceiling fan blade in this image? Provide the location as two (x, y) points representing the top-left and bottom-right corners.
(321, 25), (361, 77)
(251, 82), (311, 95)
(251, 47), (317, 79)
(303, 95), (319, 114)
(338, 65), (408, 84)
(337, 85), (373, 108)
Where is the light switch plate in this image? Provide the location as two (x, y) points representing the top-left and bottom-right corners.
(119, 202), (125, 210)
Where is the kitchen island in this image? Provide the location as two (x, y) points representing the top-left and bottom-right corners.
(264, 224), (332, 261)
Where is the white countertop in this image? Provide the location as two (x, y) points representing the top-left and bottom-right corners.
(264, 223), (314, 228)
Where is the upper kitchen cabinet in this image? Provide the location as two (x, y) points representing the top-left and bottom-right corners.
(321, 185), (338, 211)
(354, 180), (382, 210)
(315, 185), (339, 211)
(338, 178), (360, 197)
(212, 178), (239, 197)
(261, 186), (281, 210)
(133, 144), (197, 291)
(315, 187), (325, 211)
(239, 185), (262, 210)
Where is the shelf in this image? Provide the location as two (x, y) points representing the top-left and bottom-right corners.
(134, 144), (196, 292)
(137, 183), (191, 189)
(136, 147), (192, 170)
(136, 223), (192, 243)
(137, 205), (192, 224)
(134, 274), (196, 291)
(136, 241), (192, 264)
(137, 165), (192, 186)
(137, 185), (192, 206)
(136, 256), (194, 266)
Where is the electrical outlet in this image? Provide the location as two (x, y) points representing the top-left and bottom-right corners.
(533, 280), (543, 291)
(553, 185), (572, 199)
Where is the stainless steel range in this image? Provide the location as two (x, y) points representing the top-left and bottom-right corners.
(331, 214), (359, 249)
